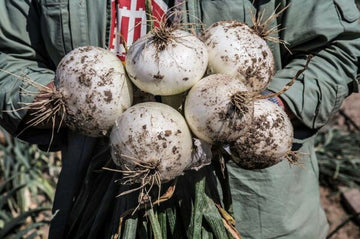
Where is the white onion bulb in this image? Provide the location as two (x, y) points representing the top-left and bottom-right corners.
(231, 99), (293, 169)
(110, 102), (193, 183)
(56, 46), (133, 136)
(126, 29), (208, 96)
(204, 21), (275, 93)
(185, 74), (254, 144)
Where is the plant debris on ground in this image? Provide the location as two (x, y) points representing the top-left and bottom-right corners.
(315, 128), (360, 188)
(0, 127), (61, 238)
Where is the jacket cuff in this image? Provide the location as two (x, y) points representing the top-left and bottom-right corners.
(1, 74), (55, 136)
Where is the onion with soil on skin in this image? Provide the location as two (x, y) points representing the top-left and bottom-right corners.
(203, 20), (275, 93)
(202, 7), (289, 93)
(109, 102), (193, 205)
(14, 46), (133, 137)
(55, 46), (133, 136)
(229, 99), (297, 169)
(125, 26), (208, 96)
(184, 74), (254, 144)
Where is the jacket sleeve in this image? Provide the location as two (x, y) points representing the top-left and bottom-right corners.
(0, 1), (55, 137)
(268, 0), (360, 130)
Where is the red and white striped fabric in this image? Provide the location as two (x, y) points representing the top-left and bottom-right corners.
(109, 0), (168, 62)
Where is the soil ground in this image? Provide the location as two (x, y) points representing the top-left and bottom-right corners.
(336, 93), (360, 130)
(321, 93), (360, 239)
(320, 187), (360, 239)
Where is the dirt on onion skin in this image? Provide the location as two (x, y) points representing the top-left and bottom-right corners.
(185, 74), (254, 144)
(231, 110), (292, 169)
(114, 124), (185, 183)
(205, 98), (253, 143)
(204, 20), (275, 92)
(110, 103), (193, 184)
(210, 100), (252, 143)
(78, 73), (93, 87)
(153, 72), (164, 81)
(103, 90), (113, 103)
(151, 27), (176, 52)
(230, 152), (281, 170)
(56, 46), (132, 137)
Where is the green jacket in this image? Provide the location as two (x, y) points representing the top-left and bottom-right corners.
(1, 0), (359, 238)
